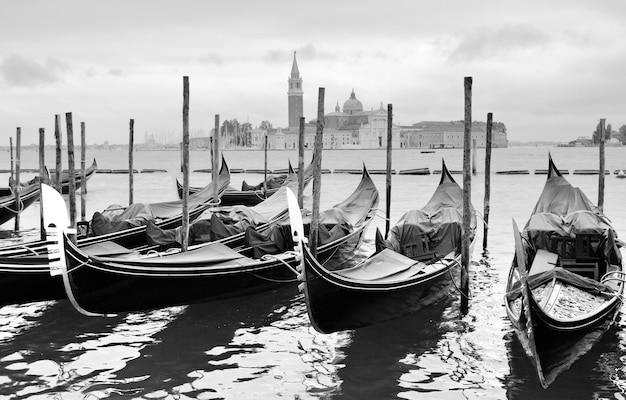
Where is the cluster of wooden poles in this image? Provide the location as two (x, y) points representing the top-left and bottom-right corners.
(6, 76), (610, 314)
(8, 114), (90, 239)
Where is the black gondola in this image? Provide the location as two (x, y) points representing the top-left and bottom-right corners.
(292, 160), (477, 333)
(0, 159), (230, 306)
(53, 166), (379, 314)
(504, 155), (625, 388)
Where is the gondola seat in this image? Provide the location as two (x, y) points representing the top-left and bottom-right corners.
(401, 232), (437, 262)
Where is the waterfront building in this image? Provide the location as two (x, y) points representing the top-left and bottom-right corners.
(400, 121), (508, 148)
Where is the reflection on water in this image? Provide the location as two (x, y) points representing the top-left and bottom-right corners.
(0, 301), (56, 344)
(0, 302), (185, 398)
(1, 147), (626, 398)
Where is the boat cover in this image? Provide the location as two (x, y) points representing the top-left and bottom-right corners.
(524, 174), (622, 265)
(381, 180), (476, 259)
(528, 174), (603, 219)
(93, 241), (254, 267)
(146, 187), (290, 247)
(241, 173), (288, 191)
(90, 168), (229, 236)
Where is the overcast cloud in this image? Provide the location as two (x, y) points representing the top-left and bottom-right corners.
(1, 0), (625, 145)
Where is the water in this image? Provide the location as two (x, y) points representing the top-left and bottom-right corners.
(1, 146), (626, 399)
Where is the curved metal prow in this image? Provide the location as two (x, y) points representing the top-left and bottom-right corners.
(547, 153), (562, 178)
(440, 159), (456, 185)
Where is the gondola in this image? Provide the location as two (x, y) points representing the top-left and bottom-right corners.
(52, 166), (378, 315)
(0, 178), (42, 226)
(176, 159), (314, 207)
(291, 160), (477, 333)
(504, 155), (625, 388)
(52, 157), (98, 194)
(0, 159), (230, 306)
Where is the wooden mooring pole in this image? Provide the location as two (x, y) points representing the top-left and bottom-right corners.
(54, 115), (62, 193)
(66, 113), (77, 228)
(385, 103), (393, 239)
(461, 77), (473, 313)
(298, 116), (305, 208)
(13, 128), (21, 232)
(39, 128), (46, 240)
(483, 113), (493, 250)
(264, 134), (268, 199)
(181, 76), (190, 252)
(129, 119), (135, 205)
(213, 115), (220, 204)
(80, 122), (86, 221)
(9, 137), (14, 187)
(472, 138), (477, 175)
(598, 118), (605, 212)
(310, 87), (325, 257)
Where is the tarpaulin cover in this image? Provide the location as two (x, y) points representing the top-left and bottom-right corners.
(380, 180), (476, 260)
(523, 174), (622, 265)
(245, 169), (379, 258)
(145, 185), (293, 247)
(91, 203), (154, 236)
(241, 173), (288, 191)
(94, 241), (254, 267)
(527, 174), (603, 218)
(90, 166), (229, 236)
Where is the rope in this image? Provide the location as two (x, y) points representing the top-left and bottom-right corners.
(0, 198), (25, 214)
(445, 257), (472, 300)
(260, 252), (300, 276)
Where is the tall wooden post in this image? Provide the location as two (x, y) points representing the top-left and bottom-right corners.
(39, 128), (46, 239)
(9, 137), (14, 186)
(129, 119), (135, 205)
(298, 116), (305, 208)
(598, 118), (605, 212)
(483, 113), (493, 249)
(66, 113), (77, 228)
(13, 128), (21, 232)
(213, 115), (220, 203)
(310, 87), (325, 257)
(461, 77), (473, 313)
(264, 134), (268, 198)
(472, 139), (477, 175)
(181, 76), (190, 252)
(385, 104), (393, 239)
(80, 122), (86, 221)
(54, 115), (62, 193)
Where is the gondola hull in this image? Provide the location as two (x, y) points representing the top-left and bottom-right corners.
(61, 215), (372, 314)
(58, 167), (378, 314)
(53, 158), (98, 194)
(0, 256), (65, 305)
(0, 182), (41, 226)
(0, 162), (230, 306)
(296, 159), (476, 333)
(301, 245), (465, 333)
(504, 156), (625, 388)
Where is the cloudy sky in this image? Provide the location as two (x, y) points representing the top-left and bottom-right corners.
(2, 0), (625, 145)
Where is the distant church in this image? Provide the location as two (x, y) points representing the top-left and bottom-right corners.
(279, 52), (398, 149)
(264, 52), (507, 149)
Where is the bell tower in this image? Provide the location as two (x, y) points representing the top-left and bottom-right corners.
(287, 52), (303, 129)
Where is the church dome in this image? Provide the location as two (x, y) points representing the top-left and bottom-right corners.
(343, 89), (363, 115)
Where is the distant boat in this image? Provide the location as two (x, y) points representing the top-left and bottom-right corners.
(616, 170), (626, 179)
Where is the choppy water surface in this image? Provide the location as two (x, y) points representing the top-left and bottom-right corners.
(1, 146), (626, 399)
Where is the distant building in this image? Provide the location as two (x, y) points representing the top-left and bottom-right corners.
(400, 121), (508, 149)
